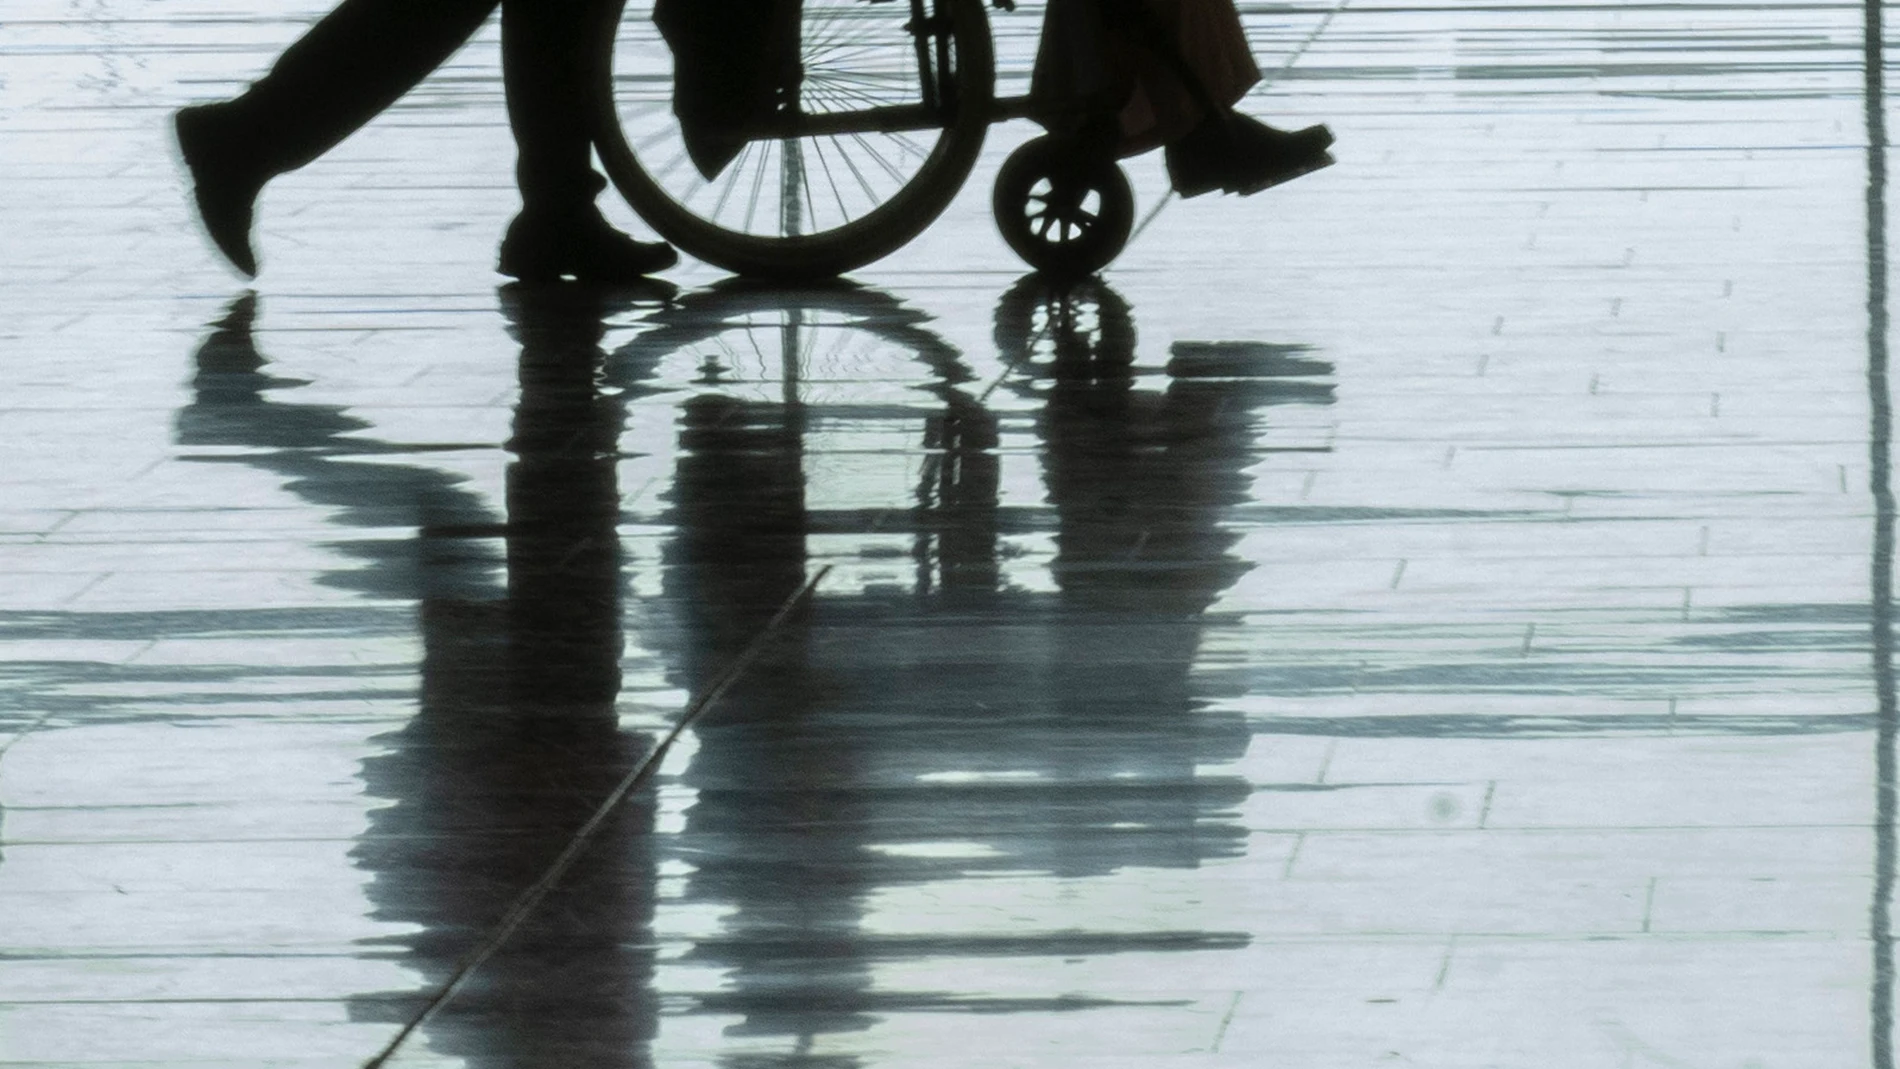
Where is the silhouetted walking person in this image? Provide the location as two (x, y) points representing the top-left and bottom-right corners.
(174, 0), (675, 280)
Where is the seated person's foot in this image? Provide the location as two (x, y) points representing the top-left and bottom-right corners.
(1165, 115), (1335, 199)
(174, 103), (270, 277)
(1225, 116), (1334, 195)
(498, 206), (678, 282)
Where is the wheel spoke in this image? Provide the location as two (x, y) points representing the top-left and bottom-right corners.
(651, 147), (696, 186)
(846, 131), (909, 185)
(794, 139), (820, 235)
(827, 134), (883, 209)
(809, 136), (855, 227)
(709, 141), (757, 225)
(743, 138), (771, 233)
(606, 0), (986, 259)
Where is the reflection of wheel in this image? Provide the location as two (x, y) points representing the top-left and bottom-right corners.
(991, 273), (1137, 380)
(605, 281), (994, 599)
(992, 136), (1135, 278)
(605, 281), (977, 421)
(596, 0), (994, 279)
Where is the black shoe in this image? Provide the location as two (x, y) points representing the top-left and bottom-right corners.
(1224, 117), (1334, 195)
(1165, 116), (1335, 199)
(497, 207), (678, 283)
(174, 104), (269, 277)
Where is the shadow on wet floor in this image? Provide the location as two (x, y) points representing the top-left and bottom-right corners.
(171, 277), (1329, 1066)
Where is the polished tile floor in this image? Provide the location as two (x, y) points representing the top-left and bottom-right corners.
(0, 0), (1893, 1065)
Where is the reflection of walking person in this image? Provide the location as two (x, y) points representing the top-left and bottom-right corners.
(173, 0), (675, 281)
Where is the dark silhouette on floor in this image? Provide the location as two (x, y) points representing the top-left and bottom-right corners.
(172, 279), (1332, 1065)
(173, 0), (675, 280)
(180, 287), (670, 1068)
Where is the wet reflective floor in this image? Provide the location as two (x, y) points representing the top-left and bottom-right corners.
(1, 0), (1894, 1065)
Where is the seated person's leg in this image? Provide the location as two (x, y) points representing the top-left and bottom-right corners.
(1146, 0), (1334, 196)
(655, 0), (797, 180)
(1086, 0), (1335, 196)
(1031, 0), (1138, 148)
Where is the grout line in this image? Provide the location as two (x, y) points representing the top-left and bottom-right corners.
(0, 710), (59, 767)
(1209, 990), (1245, 1053)
(1432, 936), (1457, 991)
(58, 571), (113, 607)
(360, 565), (831, 1069)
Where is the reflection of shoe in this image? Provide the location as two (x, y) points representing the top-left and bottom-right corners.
(175, 103), (269, 277)
(498, 206), (679, 282)
(1165, 116), (1335, 199)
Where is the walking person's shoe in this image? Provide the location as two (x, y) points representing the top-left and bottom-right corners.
(1166, 115), (1335, 199)
(497, 205), (678, 283)
(174, 103), (270, 277)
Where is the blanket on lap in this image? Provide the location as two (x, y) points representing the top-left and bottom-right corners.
(654, 0), (803, 179)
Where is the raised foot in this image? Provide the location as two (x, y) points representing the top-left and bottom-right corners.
(174, 104), (266, 278)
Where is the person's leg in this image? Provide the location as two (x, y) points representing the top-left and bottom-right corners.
(500, 0), (607, 213)
(495, 0), (676, 279)
(176, 0), (500, 275)
(225, 0), (501, 173)
(1096, 0), (1334, 197)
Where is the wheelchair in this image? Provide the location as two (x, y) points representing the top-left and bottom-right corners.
(594, 0), (1138, 279)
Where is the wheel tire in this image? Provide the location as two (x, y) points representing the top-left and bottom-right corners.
(595, 0), (994, 280)
(992, 137), (1135, 278)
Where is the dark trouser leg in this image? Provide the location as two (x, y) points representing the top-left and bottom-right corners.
(501, 0), (620, 214)
(222, 0), (501, 175)
(493, 0), (679, 280)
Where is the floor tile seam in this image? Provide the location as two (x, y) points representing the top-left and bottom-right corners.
(0, 707), (58, 773)
(0, 996), (417, 1006)
(355, 567), (830, 1069)
(638, 927), (1877, 944)
(1273, 823), (1875, 835)
(0, 835), (368, 846)
(1238, 827), (1877, 835)
(643, 931), (1882, 948)
(0, 946), (382, 957)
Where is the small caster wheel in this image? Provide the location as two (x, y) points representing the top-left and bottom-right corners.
(992, 136), (1135, 278)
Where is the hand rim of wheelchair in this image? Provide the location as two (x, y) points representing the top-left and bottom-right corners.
(595, 0), (995, 280)
(991, 135), (1135, 279)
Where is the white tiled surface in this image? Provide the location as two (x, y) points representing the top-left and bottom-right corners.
(1, 0), (1894, 1066)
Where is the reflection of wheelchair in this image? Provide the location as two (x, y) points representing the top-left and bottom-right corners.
(596, 0), (1144, 278)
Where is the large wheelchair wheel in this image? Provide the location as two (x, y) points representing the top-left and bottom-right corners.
(596, 0), (995, 279)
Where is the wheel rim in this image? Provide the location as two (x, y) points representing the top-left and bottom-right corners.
(600, 0), (992, 274)
(994, 139), (1134, 276)
(1024, 178), (1111, 249)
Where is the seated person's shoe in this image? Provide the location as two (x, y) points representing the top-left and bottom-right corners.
(1164, 120), (1236, 199)
(497, 206), (678, 282)
(1224, 117), (1334, 195)
(1165, 115), (1335, 198)
(174, 103), (269, 277)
